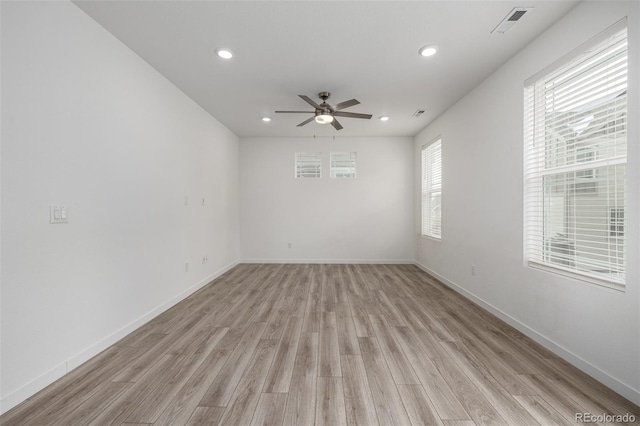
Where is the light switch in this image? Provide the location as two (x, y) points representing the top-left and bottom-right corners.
(50, 206), (68, 224)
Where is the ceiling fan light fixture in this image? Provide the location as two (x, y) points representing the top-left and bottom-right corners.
(315, 114), (334, 125)
(419, 45), (438, 57)
(262, 117), (271, 122)
(216, 48), (234, 59)
(379, 116), (390, 121)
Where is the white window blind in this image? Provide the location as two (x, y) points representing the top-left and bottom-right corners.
(422, 139), (442, 239)
(295, 152), (321, 179)
(330, 152), (357, 178)
(524, 23), (627, 289)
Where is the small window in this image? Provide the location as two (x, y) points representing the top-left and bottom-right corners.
(330, 152), (357, 179)
(422, 139), (442, 239)
(295, 152), (321, 179)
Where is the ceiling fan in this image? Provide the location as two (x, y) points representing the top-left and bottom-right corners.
(275, 92), (372, 131)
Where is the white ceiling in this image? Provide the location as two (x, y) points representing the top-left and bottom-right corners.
(74, 0), (580, 138)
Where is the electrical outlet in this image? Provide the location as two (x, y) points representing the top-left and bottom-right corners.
(471, 264), (476, 276)
(50, 206), (69, 224)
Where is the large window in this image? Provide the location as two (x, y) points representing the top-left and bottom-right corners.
(330, 152), (357, 178)
(524, 22), (627, 289)
(295, 152), (321, 179)
(422, 139), (442, 239)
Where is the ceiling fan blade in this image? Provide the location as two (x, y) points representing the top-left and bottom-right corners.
(275, 111), (314, 113)
(297, 116), (316, 127)
(333, 111), (373, 120)
(331, 118), (343, 131)
(299, 95), (321, 109)
(333, 99), (360, 111)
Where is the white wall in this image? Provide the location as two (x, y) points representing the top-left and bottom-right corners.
(414, 1), (640, 405)
(240, 137), (414, 263)
(1, 1), (239, 413)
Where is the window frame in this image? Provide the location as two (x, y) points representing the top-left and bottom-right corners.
(294, 152), (322, 179)
(523, 20), (628, 290)
(421, 137), (442, 240)
(330, 152), (357, 179)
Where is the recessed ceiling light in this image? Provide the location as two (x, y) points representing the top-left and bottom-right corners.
(262, 117), (271, 122)
(379, 116), (390, 121)
(216, 49), (233, 59)
(419, 45), (438, 57)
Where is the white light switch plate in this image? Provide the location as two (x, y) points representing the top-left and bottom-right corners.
(50, 206), (68, 224)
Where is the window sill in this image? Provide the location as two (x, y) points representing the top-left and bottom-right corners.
(421, 234), (442, 243)
(528, 261), (625, 292)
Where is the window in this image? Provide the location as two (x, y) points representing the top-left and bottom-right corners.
(295, 152), (321, 179)
(422, 139), (442, 239)
(524, 22), (627, 288)
(330, 152), (357, 178)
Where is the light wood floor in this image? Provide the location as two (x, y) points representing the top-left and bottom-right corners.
(2, 264), (638, 425)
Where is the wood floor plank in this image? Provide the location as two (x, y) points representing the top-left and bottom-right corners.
(169, 326), (228, 357)
(441, 342), (540, 426)
(218, 339), (278, 425)
(199, 321), (266, 407)
(442, 421), (478, 426)
(369, 314), (420, 385)
(337, 313), (361, 355)
(513, 395), (574, 426)
(287, 268), (310, 318)
(348, 293), (375, 337)
(316, 376), (348, 426)
(392, 325), (470, 420)
(335, 277), (353, 320)
(185, 406), (225, 426)
(53, 381), (132, 426)
(251, 393), (288, 426)
(321, 266), (337, 313)
(394, 299), (450, 357)
(283, 332), (319, 426)
(302, 271), (321, 333)
(341, 355), (379, 426)
(432, 356), (507, 426)
(544, 357), (640, 417)
(263, 316), (302, 393)
(361, 338), (412, 425)
(154, 349), (231, 426)
(441, 318), (535, 396)
(262, 291), (293, 340)
(397, 384), (444, 426)
(372, 290), (407, 326)
(319, 311), (342, 377)
(402, 297), (455, 342)
(122, 352), (209, 423)
(517, 373), (601, 425)
(3, 263), (638, 426)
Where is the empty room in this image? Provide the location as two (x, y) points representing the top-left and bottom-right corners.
(1, 0), (638, 424)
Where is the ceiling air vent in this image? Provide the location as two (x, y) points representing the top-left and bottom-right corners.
(491, 7), (533, 34)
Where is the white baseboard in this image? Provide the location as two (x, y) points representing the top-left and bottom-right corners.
(0, 259), (239, 415)
(414, 261), (640, 406)
(240, 258), (414, 264)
